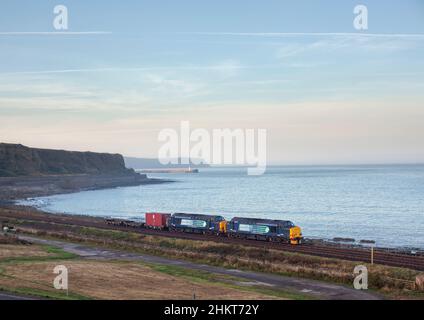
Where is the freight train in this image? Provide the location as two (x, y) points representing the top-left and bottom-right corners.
(140, 212), (303, 244)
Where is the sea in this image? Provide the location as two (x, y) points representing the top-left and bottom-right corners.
(18, 165), (424, 249)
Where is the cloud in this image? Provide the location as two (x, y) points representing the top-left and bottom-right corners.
(0, 31), (111, 35)
(0, 82), (95, 98)
(275, 36), (419, 60)
(145, 74), (202, 95)
(178, 32), (424, 39)
(208, 60), (243, 78)
(0, 65), (226, 77)
(0, 61), (250, 77)
(0, 83), (151, 112)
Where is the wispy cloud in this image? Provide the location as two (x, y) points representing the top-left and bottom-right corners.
(0, 80), (151, 112)
(0, 64), (252, 77)
(0, 31), (111, 35)
(145, 74), (204, 96)
(176, 32), (424, 39)
(275, 37), (418, 59)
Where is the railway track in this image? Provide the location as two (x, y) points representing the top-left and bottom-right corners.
(2, 207), (424, 271)
(112, 225), (424, 271)
(277, 243), (424, 270)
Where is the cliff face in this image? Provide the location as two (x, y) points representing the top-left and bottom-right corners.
(0, 143), (134, 177)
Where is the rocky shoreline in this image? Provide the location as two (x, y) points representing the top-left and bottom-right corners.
(0, 173), (171, 201)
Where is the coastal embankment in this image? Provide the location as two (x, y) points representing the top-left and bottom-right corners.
(1, 205), (422, 300)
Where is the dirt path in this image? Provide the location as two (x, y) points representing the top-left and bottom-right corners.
(19, 235), (381, 300)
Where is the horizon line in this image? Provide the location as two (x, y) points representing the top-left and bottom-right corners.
(126, 160), (424, 167)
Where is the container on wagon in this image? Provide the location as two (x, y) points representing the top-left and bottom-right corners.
(145, 212), (171, 230)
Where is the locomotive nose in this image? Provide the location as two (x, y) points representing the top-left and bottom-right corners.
(290, 226), (303, 244)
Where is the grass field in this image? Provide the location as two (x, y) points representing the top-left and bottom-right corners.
(1, 209), (423, 300)
(0, 242), (301, 300)
(16, 223), (422, 299)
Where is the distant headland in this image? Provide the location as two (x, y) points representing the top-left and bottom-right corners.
(0, 143), (135, 177)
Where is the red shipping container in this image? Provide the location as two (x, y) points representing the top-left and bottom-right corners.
(145, 212), (171, 229)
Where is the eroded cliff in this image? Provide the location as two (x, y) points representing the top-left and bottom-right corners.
(0, 143), (134, 177)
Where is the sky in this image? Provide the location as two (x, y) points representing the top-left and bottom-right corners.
(0, 0), (424, 165)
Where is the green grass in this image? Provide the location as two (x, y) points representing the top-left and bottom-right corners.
(0, 245), (77, 265)
(143, 262), (314, 300)
(43, 245), (78, 259)
(147, 262), (242, 283)
(14, 221), (424, 300)
(0, 244), (84, 300)
(0, 286), (90, 300)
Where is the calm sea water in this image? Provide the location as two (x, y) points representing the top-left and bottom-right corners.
(19, 165), (424, 249)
